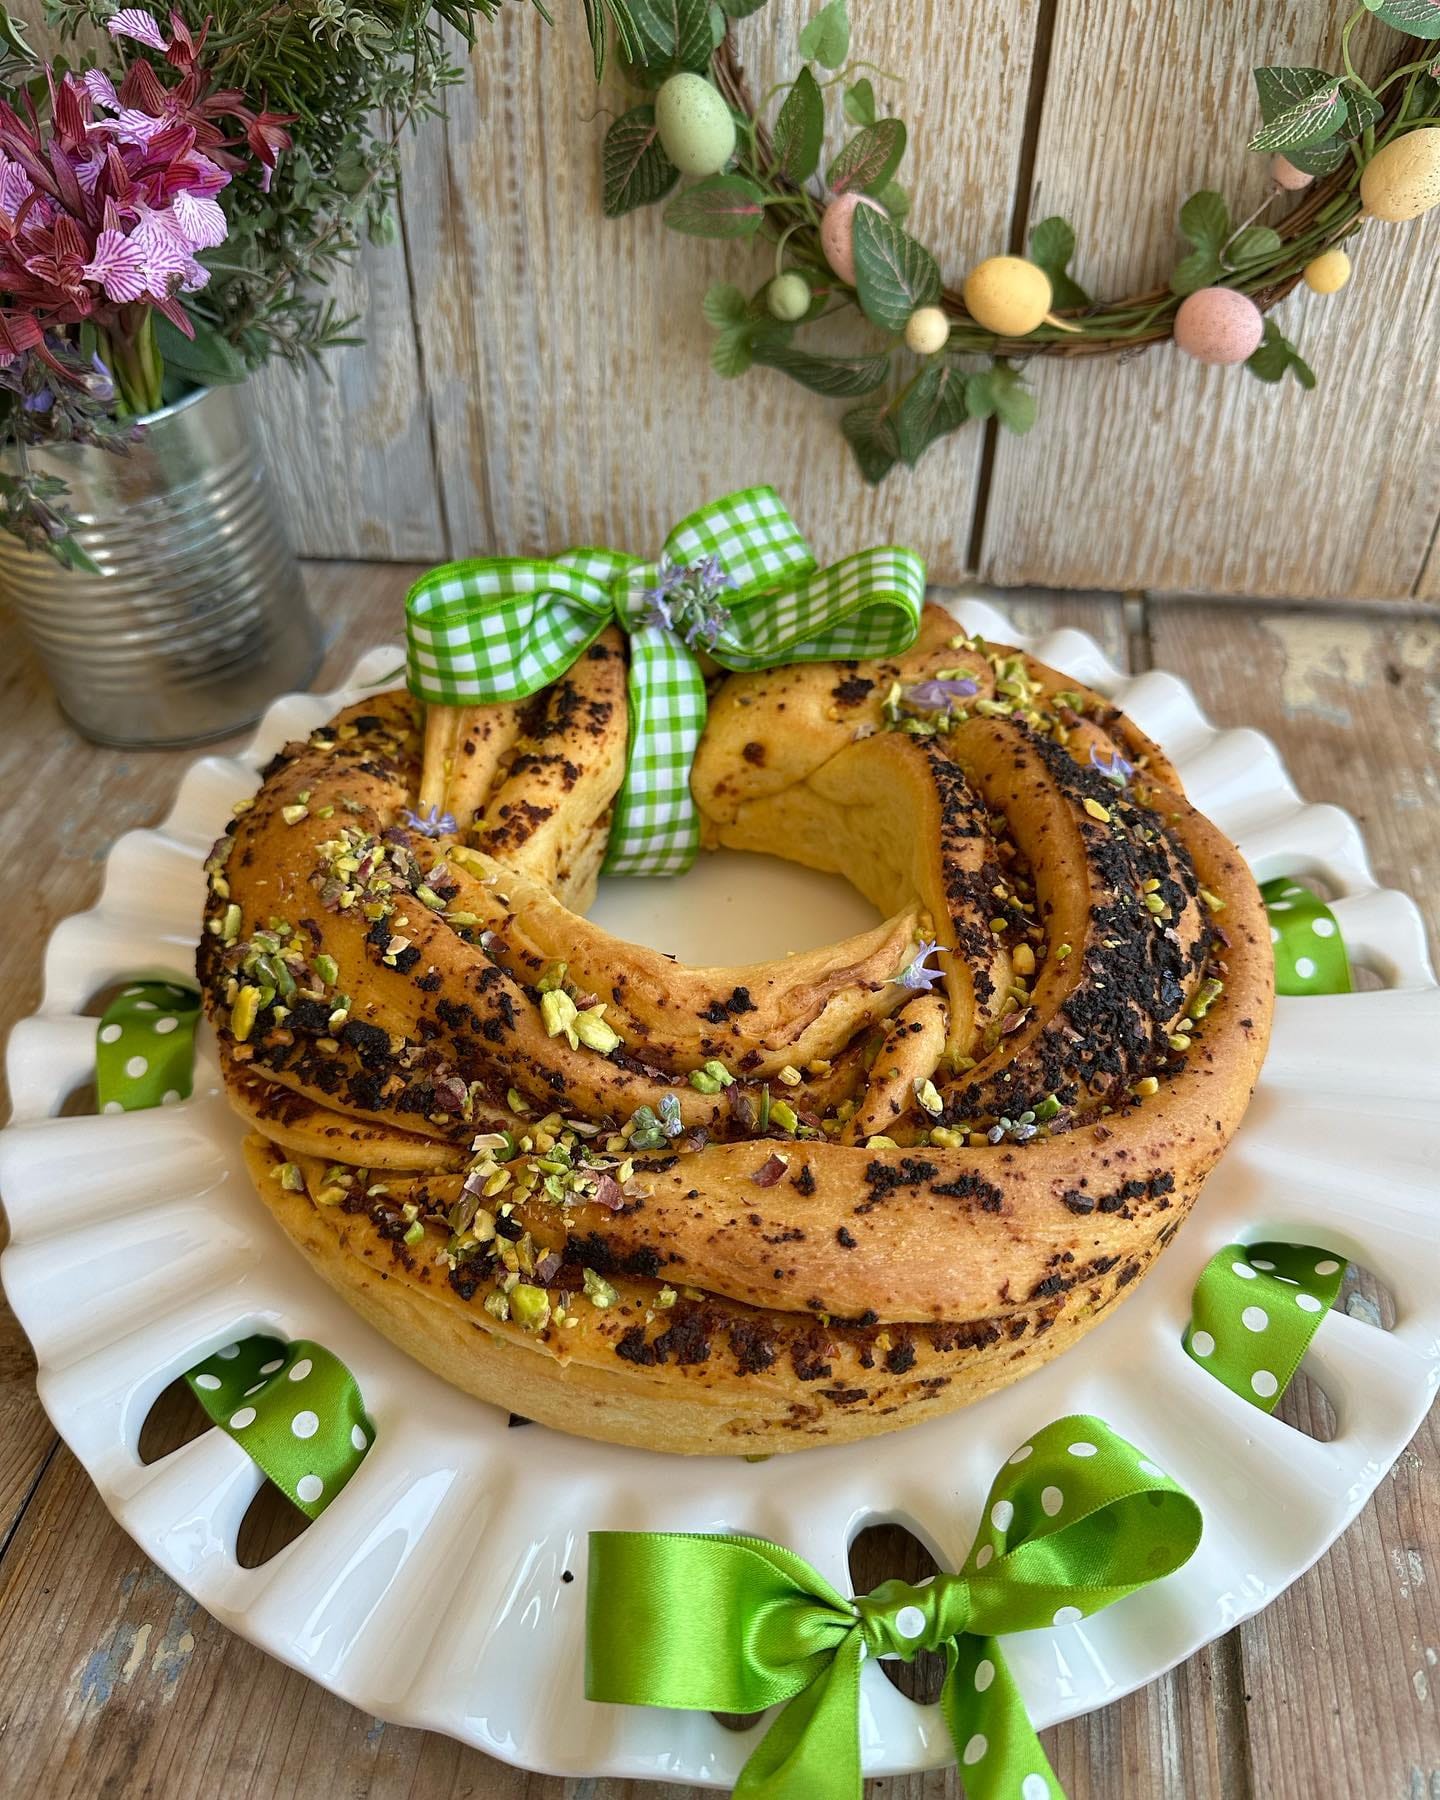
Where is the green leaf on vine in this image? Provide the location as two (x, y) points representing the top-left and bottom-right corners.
(773, 66), (825, 184)
(844, 78), (877, 127)
(798, 0), (850, 69)
(1246, 318), (1317, 389)
(851, 204), (941, 331)
(718, 0), (771, 14)
(1028, 215), (1090, 309)
(1226, 224), (1283, 268)
(629, 0), (713, 71)
(1249, 67), (1349, 152)
(702, 282), (749, 327)
(1179, 190), (1230, 254)
(893, 365), (970, 466)
(1362, 0), (1440, 39)
(1169, 248), (1223, 295)
(876, 179), (909, 220)
(1339, 84), (1383, 138)
(750, 341), (892, 396)
(664, 173), (768, 235)
(965, 363), (1035, 435)
(842, 398), (900, 484)
(827, 118), (906, 195)
(602, 106), (680, 217)
(710, 316), (793, 378)
(1282, 135), (1348, 175)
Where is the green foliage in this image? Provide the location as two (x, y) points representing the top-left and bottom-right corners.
(153, 316), (248, 387)
(844, 78), (876, 127)
(841, 398), (900, 483)
(798, 0), (850, 69)
(965, 362), (1036, 434)
(1227, 224), (1283, 268)
(1281, 136), (1349, 175)
(1028, 215), (1090, 309)
(876, 179), (909, 220)
(1246, 319), (1316, 389)
(716, 0), (770, 15)
(1170, 190), (1230, 294)
(851, 204), (940, 332)
(1249, 66), (1349, 153)
(826, 118), (906, 195)
(1363, 0), (1440, 39)
(892, 364), (968, 465)
(772, 66), (825, 184)
(664, 173), (768, 234)
(750, 342), (892, 396)
(629, 0), (713, 72)
(603, 106), (680, 215)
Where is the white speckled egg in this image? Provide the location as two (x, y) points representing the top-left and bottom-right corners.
(820, 193), (883, 286)
(1173, 287), (1265, 365)
(904, 305), (951, 354)
(1270, 154), (1314, 191)
(655, 73), (736, 178)
(1360, 127), (1440, 221)
(767, 271), (812, 321)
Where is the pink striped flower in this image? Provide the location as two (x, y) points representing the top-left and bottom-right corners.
(106, 9), (168, 52)
(0, 150), (33, 220)
(81, 223), (148, 303)
(170, 186), (226, 251)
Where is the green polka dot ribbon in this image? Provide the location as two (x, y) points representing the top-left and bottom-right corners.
(1261, 877), (1352, 996)
(586, 1415), (1201, 1800)
(95, 979), (201, 1113)
(185, 1335), (375, 1519)
(404, 486), (926, 877)
(1183, 1242), (1346, 1411)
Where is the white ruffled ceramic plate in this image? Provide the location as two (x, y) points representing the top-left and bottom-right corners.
(4, 597), (1438, 1787)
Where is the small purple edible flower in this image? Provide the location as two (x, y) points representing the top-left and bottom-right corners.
(893, 939), (947, 992)
(1089, 744), (1134, 786)
(399, 803), (458, 838)
(640, 555), (737, 650)
(903, 676), (979, 713)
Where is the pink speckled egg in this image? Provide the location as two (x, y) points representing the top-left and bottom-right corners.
(820, 193), (884, 286)
(1173, 287), (1265, 366)
(1270, 153), (1314, 191)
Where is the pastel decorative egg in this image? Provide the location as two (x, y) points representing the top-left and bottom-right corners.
(961, 256), (1053, 337)
(767, 271), (812, 321)
(1360, 127), (1440, 221)
(904, 305), (951, 354)
(1173, 287), (1265, 365)
(655, 73), (737, 178)
(1270, 154), (1314, 191)
(1303, 248), (1351, 294)
(820, 193), (883, 285)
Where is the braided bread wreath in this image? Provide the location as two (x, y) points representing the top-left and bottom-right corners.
(198, 605), (1273, 1455)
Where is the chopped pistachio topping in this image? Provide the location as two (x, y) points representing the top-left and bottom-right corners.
(1133, 1075), (1160, 1098)
(777, 1064), (803, 1087)
(230, 984), (260, 1042)
(573, 1008), (622, 1054)
(769, 1099), (799, 1134)
(509, 1283), (551, 1332)
(1082, 797), (1112, 823)
(914, 1077), (943, 1116)
(281, 802), (309, 826)
(582, 1267), (619, 1309)
(272, 1162), (304, 1192)
(1187, 977), (1224, 1021)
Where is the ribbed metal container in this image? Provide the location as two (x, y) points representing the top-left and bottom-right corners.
(0, 384), (320, 746)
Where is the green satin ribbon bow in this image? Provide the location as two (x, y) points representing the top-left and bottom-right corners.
(1260, 876), (1352, 995)
(405, 486), (926, 876)
(1184, 1241), (1345, 1410)
(586, 1415), (1201, 1799)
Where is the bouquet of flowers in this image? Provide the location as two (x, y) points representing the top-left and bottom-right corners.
(0, 1), (549, 567)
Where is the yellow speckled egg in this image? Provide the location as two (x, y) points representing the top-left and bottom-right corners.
(820, 193), (884, 286)
(1360, 128), (1440, 221)
(655, 73), (736, 178)
(961, 256), (1052, 337)
(1270, 154), (1314, 191)
(1303, 248), (1351, 294)
(1173, 287), (1265, 365)
(904, 305), (951, 354)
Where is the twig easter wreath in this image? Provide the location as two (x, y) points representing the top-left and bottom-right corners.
(598, 0), (1440, 481)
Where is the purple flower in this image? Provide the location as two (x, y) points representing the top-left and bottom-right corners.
(893, 939), (947, 992)
(640, 555), (736, 650)
(0, 150), (33, 219)
(82, 224), (148, 303)
(107, 8), (168, 51)
(903, 676), (979, 714)
(399, 804), (458, 838)
(21, 386), (52, 412)
(1090, 744), (1134, 786)
(171, 188), (228, 252)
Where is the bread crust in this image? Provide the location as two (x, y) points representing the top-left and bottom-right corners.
(206, 609), (1272, 1453)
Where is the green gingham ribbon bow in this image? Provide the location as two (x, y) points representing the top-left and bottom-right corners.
(586, 1416), (1201, 1799)
(1260, 877), (1352, 995)
(1184, 1242), (1346, 1410)
(405, 487), (926, 876)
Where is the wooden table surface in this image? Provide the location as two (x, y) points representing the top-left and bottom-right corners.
(1, 567), (1437, 1800)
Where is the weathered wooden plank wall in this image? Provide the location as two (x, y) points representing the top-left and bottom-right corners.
(246, 0), (1440, 598)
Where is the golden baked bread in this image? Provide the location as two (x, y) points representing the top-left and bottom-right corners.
(199, 606), (1272, 1453)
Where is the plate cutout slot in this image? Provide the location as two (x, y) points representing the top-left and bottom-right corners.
(1272, 1368), (1337, 1444)
(1337, 1261), (1397, 1331)
(57, 1078), (97, 1119)
(236, 1480), (312, 1568)
(848, 1523), (946, 1705)
(137, 1376), (215, 1466)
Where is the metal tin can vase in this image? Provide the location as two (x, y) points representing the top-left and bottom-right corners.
(0, 383), (321, 747)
